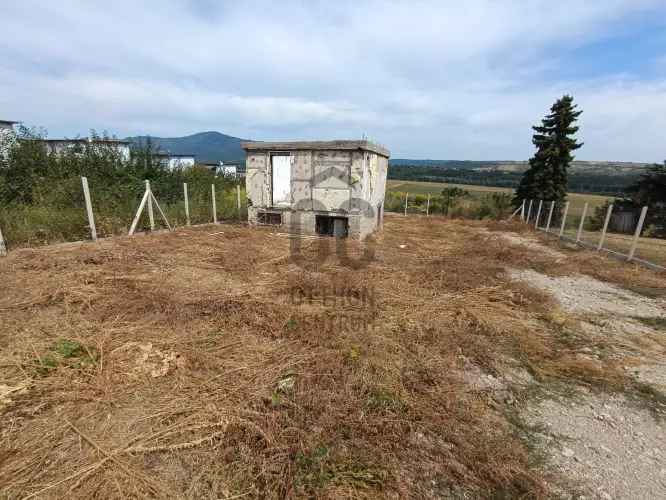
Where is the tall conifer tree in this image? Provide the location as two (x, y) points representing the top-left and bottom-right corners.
(514, 95), (583, 207)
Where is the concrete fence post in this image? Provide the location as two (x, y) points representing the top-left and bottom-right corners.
(545, 201), (555, 233)
(404, 193), (408, 216)
(81, 176), (97, 241)
(559, 201), (570, 238)
(145, 180), (155, 231)
(183, 183), (190, 226)
(211, 184), (218, 224)
(597, 203), (614, 251)
(526, 199), (533, 223)
(627, 206), (648, 261)
(0, 225), (7, 256)
(426, 194), (430, 216)
(535, 200), (543, 229)
(576, 202), (588, 243)
(236, 184), (242, 219)
(520, 199), (526, 221)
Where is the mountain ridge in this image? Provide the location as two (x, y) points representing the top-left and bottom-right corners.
(126, 131), (656, 175)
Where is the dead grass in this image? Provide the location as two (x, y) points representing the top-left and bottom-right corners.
(1, 216), (664, 498)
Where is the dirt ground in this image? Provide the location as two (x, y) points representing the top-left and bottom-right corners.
(1, 215), (664, 499)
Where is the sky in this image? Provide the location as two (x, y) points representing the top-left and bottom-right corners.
(1, 0), (666, 162)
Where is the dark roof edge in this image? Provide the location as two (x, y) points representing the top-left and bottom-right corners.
(241, 140), (390, 158)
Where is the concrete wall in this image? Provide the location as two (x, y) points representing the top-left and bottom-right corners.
(245, 147), (388, 239)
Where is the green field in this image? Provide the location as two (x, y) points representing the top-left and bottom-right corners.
(386, 180), (613, 217)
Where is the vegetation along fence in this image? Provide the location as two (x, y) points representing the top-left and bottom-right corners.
(512, 199), (666, 272)
(0, 175), (248, 256)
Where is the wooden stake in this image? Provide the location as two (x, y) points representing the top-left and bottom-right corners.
(150, 192), (172, 231)
(0, 225), (7, 257)
(526, 199), (533, 223)
(183, 183), (190, 226)
(534, 200), (543, 229)
(211, 184), (217, 224)
(576, 202), (588, 243)
(81, 177), (97, 241)
(145, 180), (155, 231)
(597, 203), (614, 251)
(426, 194), (430, 216)
(404, 193), (408, 216)
(236, 184), (242, 219)
(545, 201), (555, 233)
(627, 206), (648, 261)
(128, 189), (150, 236)
(559, 201), (570, 237)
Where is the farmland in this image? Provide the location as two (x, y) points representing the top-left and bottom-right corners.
(387, 179), (613, 216)
(1, 216), (665, 498)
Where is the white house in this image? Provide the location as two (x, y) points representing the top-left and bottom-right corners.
(40, 138), (131, 161)
(0, 120), (17, 131)
(155, 153), (196, 170)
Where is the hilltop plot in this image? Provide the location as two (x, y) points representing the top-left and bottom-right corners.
(1, 215), (664, 498)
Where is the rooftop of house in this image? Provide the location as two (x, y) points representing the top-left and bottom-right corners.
(0, 120), (18, 126)
(240, 140), (390, 158)
(154, 152), (196, 158)
(39, 138), (131, 145)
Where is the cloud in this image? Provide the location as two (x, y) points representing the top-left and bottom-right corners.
(1, 0), (665, 161)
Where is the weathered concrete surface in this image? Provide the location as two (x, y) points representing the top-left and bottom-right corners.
(243, 140), (389, 239)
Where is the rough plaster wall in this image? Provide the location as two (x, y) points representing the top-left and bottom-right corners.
(245, 152), (267, 208)
(291, 151), (312, 210)
(312, 150), (351, 212)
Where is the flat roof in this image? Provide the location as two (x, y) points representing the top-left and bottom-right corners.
(241, 140), (389, 158)
(40, 138), (131, 144)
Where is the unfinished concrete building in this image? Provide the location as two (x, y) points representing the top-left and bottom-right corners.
(241, 140), (389, 239)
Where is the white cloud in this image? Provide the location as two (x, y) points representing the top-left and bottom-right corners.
(1, 0), (665, 161)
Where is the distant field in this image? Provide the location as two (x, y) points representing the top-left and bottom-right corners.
(386, 180), (613, 216)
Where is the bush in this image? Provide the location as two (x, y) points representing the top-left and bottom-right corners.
(0, 127), (242, 247)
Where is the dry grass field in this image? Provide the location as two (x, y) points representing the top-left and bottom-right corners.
(1, 216), (665, 498)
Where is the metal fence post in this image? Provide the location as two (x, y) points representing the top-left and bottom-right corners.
(526, 200), (533, 223)
(627, 206), (648, 261)
(545, 201), (555, 233)
(81, 176), (97, 241)
(404, 193), (408, 216)
(145, 180), (155, 231)
(535, 200), (543, 229)
(576, 202), (588, 243)
(211, 184), (218, 224)
(183, 183), (190, 226)
(597, 203), (614, 251)
(559, 201), (570, 238)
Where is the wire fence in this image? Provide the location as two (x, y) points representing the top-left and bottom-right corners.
(0, 176), (248, 255)
(513, 199), (666, 272)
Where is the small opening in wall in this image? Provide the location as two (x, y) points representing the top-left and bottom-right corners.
(257, 212), (282, 225)
(316, 215), (348, 238)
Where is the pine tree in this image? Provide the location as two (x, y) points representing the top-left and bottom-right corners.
(513, 95), (583, 208)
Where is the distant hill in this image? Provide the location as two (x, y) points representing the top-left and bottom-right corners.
(389, 159), (654, 176)
(127, 131), (246, 163)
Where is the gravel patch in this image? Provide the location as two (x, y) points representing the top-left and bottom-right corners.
(509, 269), (665, 318)
(526, 393), (666, 499)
